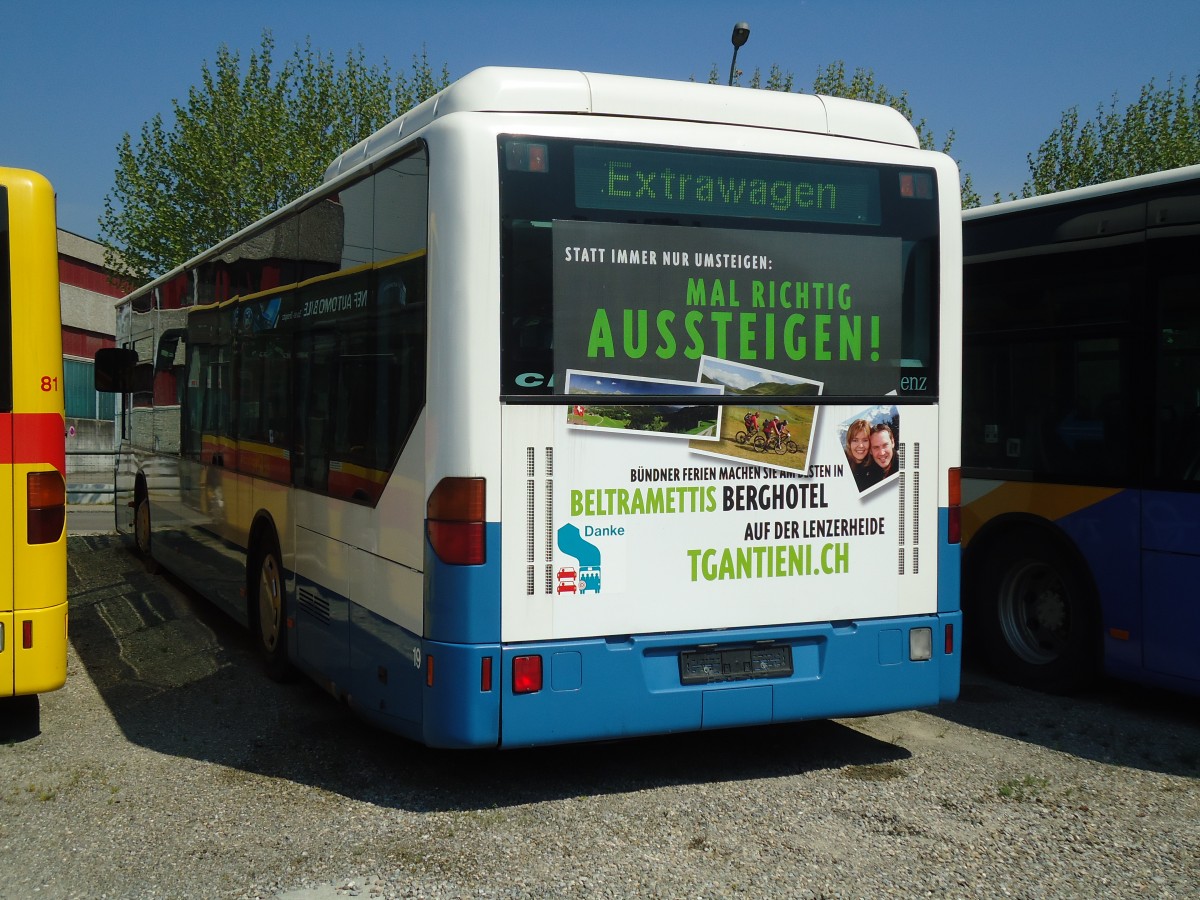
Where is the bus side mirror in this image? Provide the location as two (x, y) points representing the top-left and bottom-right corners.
(94, 347), (139, 393)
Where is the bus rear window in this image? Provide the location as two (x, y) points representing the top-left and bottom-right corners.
(499, 138), (940, 401)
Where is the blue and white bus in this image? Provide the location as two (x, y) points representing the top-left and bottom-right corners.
(962, 164), (1200, 695)
(97, 67), (962, 747)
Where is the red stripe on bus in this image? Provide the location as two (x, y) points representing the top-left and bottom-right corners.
(0, 413), (66, 472)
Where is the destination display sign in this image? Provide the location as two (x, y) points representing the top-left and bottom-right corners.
(574, 145), (880, 226)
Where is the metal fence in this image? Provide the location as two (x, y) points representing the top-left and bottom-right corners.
(66, 450), (115, 503)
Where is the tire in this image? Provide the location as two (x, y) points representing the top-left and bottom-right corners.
(973, 531), (1099, 692)
(134, 493), (151, 556)
(250, 534), (292, 681)
(752, 434), (767, 452)
(784, 440), (799, 454)
(734, 430), (751, 445)
(133, 483), (159, 573)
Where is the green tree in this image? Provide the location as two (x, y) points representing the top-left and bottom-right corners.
(704, 60), (978, 206)
(101, 31), (449, 283)
(1020, 74), (1200, 198)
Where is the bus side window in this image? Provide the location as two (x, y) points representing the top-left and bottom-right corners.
(1152, 243), (1200, 482)
(293, 330), (335, 493)
(236, 330), (291, 477)
(963, 245), (1137, 482)
(182, 342), (205, 460)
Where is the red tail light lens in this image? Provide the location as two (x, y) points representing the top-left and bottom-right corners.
(28, 471), (65, 545)
(427, 477), (486, 564)
(512, 655), (543, 694)
(426, 521), (485, 565)
(481, 656), (493, 692)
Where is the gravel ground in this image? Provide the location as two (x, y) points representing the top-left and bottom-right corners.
(0, 534), (1197, 899)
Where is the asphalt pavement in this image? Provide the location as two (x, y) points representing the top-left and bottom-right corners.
(67, 504), (117, 536)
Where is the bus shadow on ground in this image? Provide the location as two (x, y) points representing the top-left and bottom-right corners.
(927, 665), (1200, 779)
(65, 535), (911, 813)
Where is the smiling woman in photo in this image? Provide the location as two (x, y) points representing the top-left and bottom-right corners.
(843, 418), (874, 490)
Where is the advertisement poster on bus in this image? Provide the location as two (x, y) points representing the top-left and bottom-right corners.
(500, 220), (936, 640)
(551, 220), (903, 397)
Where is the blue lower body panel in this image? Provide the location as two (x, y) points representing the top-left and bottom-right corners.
(299, 516), (962, 747)
(385, 618), (963, 749)
(307, 598), (960, 748)
(490, 615), (960, 748)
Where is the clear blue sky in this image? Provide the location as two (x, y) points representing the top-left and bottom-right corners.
(4, 0), (1198, 241)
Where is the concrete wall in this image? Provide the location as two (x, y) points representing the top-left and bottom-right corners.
(66, 416), (115, 475)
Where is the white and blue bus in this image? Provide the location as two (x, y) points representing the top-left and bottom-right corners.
(962, 164), (1200, 695)
(97, 68), (962, 747)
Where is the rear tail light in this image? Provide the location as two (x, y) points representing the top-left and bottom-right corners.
(426, 477), (486, 565)
(481, 656), (493, 692)
(512, 655), (543, 694)
(27, 471), (65, 545)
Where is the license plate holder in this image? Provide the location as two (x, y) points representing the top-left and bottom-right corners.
(679, 644), (793, 685)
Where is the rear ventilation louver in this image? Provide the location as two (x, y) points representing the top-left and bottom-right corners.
(896, 441), (919, 576)
(524, 445), (555, 595)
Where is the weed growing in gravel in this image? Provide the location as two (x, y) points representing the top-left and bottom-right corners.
(842, 763), (905, 782)
(997, 774), (1049, 801)
(25, 783), (55, 801)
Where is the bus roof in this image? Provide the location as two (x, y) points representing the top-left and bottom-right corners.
(323, 66), (920, 183)
(963, 163), (1200, 223)
(120, 67), (924, 304)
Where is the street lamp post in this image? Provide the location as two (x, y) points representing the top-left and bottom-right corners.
(728, 22), (750, 86)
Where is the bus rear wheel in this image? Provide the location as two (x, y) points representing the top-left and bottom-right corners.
(975, 532), (1098, 692)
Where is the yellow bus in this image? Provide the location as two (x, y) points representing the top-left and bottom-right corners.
(0, 167), (67, 698)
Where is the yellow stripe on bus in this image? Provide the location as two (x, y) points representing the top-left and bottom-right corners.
(961, 480), (1122, 546)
